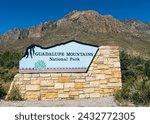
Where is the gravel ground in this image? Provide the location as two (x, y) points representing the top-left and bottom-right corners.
(0, 96), (118, 107)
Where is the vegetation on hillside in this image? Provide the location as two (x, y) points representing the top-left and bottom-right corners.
(0, 51), (22, 99)
(115, 51), (150, 106)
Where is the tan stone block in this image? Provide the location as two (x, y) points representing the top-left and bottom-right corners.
(58, 90), (64, 94)
(103, 58), (108, 64)
(82, 73), (89, 76)
(40, 89), (49, 93)
(54, 83), (64, 89)
(83, 84), (90, 88)
(112, 71), (121, 78)
(72, 95), (79, 99)
(62, 73), (72, 76)
(108, 83), (122, 87)
(24, 78), (30, 81)
(96, 74), (105, 80)
(103, 51), (110, 57)
(84, 88), (94, 93)
(75, 79), (85, 82)
(103, 70), (112, 75)
(79, 94), (85, 99)
(51, 74), (61, 77)
(91, 63), (98, 67)
(113, 57), (120, 62)
(64, 83), (74, 88)
(26, 85), (40, 91)
(79, 91), (84, 94)
(40, 74), (50, 77)
(98, 64), (109, 69)
(41, 80), (54, 86)
(111, 68), (121, 71)
(47, 87), (55, 90)
(94, 60), (104, 64)
(109, 78), (119, 83)
(40, 87), (48, 90)
(15, 74), (23, 78)
(69, 91), (79, 96)
(90, 93), (100, 98)
(31, 79), (40, 85)
(86, 77), (95, 81)
(114, 62), (120, 68)
(105, 75), (112, 78)
(24, 74), (31, 78)
(53, 80), (59, 83)
(90, 81), (100, 87)
(107, 59), (114, 65)
(64, 88), (70, 92)
(75, 83), (83, 89)
(25, 95), (38, 100)
(58, 94), (69, 98)
(72, 73), (82, 77)
(94, 87), (100, 91)
(25, 91), (40, 100)
(58, 76), (70, 83)
(92, 70), (102, 74)
(99, 79), (108, 84)
(23, 80), (30, 84)
(51, 77), (59, 79)
(103, 89), (112, 93)
(32, 74), (40, 78)
(100, 84), (107, 88)
(45, 93), (58, 99)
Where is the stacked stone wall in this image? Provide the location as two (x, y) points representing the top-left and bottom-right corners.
(7, 46), (122, 100)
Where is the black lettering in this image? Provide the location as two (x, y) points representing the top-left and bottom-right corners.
(15, 114), (19, 120)
(64, 112), (70, 120)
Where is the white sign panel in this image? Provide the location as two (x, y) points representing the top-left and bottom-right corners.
(19, 40), (98, 73)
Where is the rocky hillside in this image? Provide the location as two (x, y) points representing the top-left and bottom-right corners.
(0, 10), (150, 58)
(123, 19), (150, 35)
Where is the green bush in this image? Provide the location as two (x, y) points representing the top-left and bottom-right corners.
(145, 60), (150, 79)
(0, 51), (21, 69)
(115, 51), (150, 105)
(0, 51), (22, 100)
(0, 83), (7, 99)
(7, 86), (23, 101)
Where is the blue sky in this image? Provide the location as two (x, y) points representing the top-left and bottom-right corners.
(0, 0), (150, 34)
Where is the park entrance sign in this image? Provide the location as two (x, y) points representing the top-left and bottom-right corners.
(19, 40), (98, 73)
(7, 40), (122, 100)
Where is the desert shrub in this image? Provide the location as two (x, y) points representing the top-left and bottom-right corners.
(0, 51), (22, 100)
(115, 51), (150, 105)
(0, 83), (7, 99)
(7, 86), (23, 101)
(0, 51), (21, 69)
(145, 60), (150, 79)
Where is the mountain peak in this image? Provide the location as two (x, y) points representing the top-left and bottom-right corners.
(65, 10), (100, 19)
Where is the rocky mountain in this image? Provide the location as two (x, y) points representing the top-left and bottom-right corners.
(123, 19), (150, 35)
(0, 10), (150, 58)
